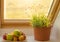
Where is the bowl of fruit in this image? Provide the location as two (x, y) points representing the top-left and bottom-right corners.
(3, 29), (26, 41)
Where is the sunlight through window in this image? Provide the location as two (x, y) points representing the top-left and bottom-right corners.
(4, 0), (53, 19)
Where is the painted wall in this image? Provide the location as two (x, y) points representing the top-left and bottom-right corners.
(53, 10), (60, 39)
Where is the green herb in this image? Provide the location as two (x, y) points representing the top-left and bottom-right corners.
(31, 14), (51, 28)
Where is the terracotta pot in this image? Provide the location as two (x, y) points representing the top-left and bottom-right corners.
(34, 26), (52, 41)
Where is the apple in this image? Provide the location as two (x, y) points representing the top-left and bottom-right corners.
(10, 32), (14, 35)
(7, 34), (13, 41)
(13, 37), (18, 41)
(17, 38), (19, 41)
(3, 33), (7, 40)
(3, 29), (26, 41)
(20, 31), (24, 35)
(14, 30), (20, 37)
(19, 35), (26, 41)
(10, 32), (15, 37)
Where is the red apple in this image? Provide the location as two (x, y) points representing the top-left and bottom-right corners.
(3, 33), (7, 40)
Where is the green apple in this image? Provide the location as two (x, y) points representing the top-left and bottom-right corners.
(7, 34), (13, 40)
(20, 31), (24, 35)
(14, 29), (20, 37)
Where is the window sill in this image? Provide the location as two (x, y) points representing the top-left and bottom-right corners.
(2, 19), (31, 28)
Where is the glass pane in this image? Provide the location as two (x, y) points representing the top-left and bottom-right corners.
(4, 0), (53, 19)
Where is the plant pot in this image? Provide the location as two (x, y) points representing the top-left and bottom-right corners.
(34, 26), (52, 41)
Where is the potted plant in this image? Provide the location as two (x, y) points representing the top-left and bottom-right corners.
(31, 14), (53, 41)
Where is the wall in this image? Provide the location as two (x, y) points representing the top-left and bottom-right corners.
(53, 10), (60, 39)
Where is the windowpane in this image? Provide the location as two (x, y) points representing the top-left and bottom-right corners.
(4, 0), (53, 19)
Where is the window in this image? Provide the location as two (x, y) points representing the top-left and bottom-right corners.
(1, 0), (60, 27)
(4, 0), (53, 20)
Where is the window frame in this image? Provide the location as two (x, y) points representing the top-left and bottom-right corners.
(0, 0), (1, 28)
(48, 0), (60, 24)
(1, 0), (31, 28)
(1, 0), (60, 28)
